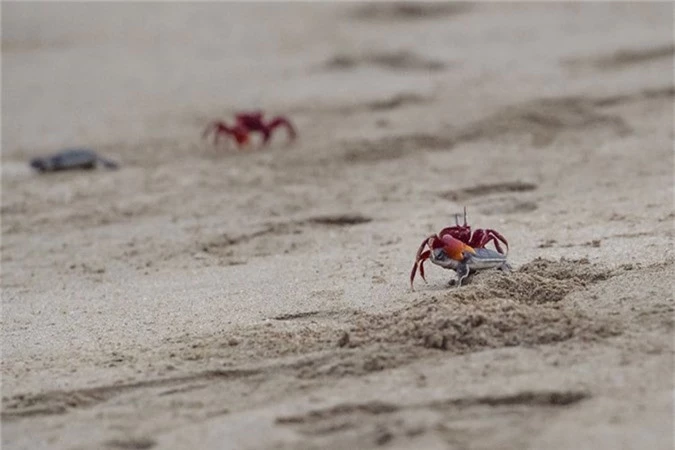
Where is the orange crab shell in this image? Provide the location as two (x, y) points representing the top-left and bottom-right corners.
(434, 234), (476, 261)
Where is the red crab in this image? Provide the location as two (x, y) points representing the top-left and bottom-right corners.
(202, 111), (297, 148)
(410, 208), (509, 289)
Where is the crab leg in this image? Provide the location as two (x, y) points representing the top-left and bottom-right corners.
(202, 122), (232, 146)
(470, 229), (509, 255)
(411, 235), (434, 289)
(419, 251), (430, 280)
(488, 234), (508, 255)
(487, 229), (509, 254)
(266, 116), (297, 144)
(410, 249), (431, 290)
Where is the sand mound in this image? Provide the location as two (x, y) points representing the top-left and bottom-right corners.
(213, 259), (620, 364)
(343, 259), (620, 352)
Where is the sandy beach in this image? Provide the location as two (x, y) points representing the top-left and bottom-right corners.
(2, 2), (674, 449)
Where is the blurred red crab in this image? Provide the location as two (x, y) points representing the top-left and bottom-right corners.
(202, 111), (297, 149)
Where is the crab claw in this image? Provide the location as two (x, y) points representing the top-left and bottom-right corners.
(410, 249), (431, 291)
(410, 236), (434, 290)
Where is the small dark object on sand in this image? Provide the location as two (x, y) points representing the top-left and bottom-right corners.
(30, 149), (119, 173)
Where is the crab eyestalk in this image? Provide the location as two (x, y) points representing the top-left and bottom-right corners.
(455, 206), (468, 226)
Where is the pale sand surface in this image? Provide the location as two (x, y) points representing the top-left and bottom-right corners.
(2, 3), (674, 449)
